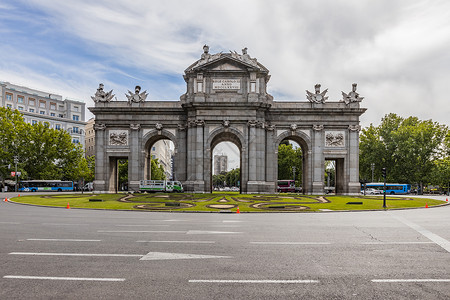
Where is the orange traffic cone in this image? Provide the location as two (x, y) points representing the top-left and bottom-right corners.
(66, 202), (70, 209)
(236, 206), (240, 214)
(446, 198), (448, 202)
(18, 194), (20, 197)
(425, 203), (428, 208)
(3, 197), (7, 202)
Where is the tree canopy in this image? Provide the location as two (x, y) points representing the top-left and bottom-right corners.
(0, 107), (90, 185)
(359, 113), (449, 189)
(278, 142), (302, 185)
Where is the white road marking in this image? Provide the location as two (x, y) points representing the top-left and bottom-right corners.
(43, 223), (89, 226)
(372, 279), (450, 283)
(0, 222), (21, 224)
(140, 252), (231, 260)
(98, 230), (185, 233)
(187, 230), (242, 234)
(9, 252), (142, 258)
(250, 242), (331, 245)
(136, 240), (215, 244)
(390, 214), (450, 253)
(362, 242), (434, 245)
(223, 220), (244, 223)
(4, 275), (125, 282)
(26, 239), (101, 242)
(115, 224), (170, 227)
(189, 279), (319, 283)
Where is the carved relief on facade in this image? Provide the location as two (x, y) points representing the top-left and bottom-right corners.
(177, 124), (186, 131)
(130, 123), (141, 130)
(222, 119), (230, 128)
(312, 124), (324, 131)
(109, 130), (128, 146)
(348, 125), (361, 132)
(155, 123), (163, 131)
(265, 123), (275, 131)
(290, 124), (297, 131)
(325, 131), (345, 147)
(94, 123), (106, 131)
(247, 120), (258, 127)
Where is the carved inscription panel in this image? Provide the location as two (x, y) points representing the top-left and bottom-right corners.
(212, 79), (240, 90)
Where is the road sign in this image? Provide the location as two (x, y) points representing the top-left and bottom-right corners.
(11, 171), (15, 177)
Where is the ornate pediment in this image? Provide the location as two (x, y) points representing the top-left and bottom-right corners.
(185, 46), (268, 74)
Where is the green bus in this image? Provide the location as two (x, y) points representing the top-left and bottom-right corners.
(139, 180), (184, 192)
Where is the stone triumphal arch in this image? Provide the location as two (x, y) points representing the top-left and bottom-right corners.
(89, 46), (366, 194)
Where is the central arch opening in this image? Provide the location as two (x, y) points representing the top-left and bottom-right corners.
(210, 132), (242, 193)
(144, 137), (175, 181)
(276, 134), (310, 194)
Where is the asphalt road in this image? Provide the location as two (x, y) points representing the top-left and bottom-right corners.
(0, 193), (449, 299)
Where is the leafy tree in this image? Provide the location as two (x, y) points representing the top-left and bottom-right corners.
(151, 158), (166, 180)
(0, 107), (90, 186)
(0, 107), (28, 187)
(226, 168), (240, 187)
(360, 113), (448, 192)
(278, 143), (302, 186)
(213, 173), (226, 187)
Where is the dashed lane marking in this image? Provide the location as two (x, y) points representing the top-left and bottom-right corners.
(4, 275), (125, 282)
(250, 242), (331, 245)
(189, 279), (319, 283)
(9, 252), (142, 257)
(136, 240), (215, 244)
(372, 279), (450, 283)
(26, 239), (101, 242)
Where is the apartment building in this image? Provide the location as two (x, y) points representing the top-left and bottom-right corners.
(0, 81), (86, 147)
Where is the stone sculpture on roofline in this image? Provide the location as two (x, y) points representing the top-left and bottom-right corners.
(341, 83), (364, 105)
(306, 84), (328, 104)
(126, 85), (148, 104)
(91, 83), (115, 103)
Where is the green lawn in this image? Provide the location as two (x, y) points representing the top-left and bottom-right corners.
(9, 192), (446, 212)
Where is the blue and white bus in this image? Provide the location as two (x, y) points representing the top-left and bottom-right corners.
(18, 180), (74, 192)
(363, 183), (411, 195)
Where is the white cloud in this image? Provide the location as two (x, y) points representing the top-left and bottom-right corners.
(2, 0), (450, 126)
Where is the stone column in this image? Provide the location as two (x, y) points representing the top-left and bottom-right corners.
(186, 119), (196, 183)
(247, 120), (257, 192)
(128, 123), (140, 192)
(312, 124), (324, 194)
(348, 125), (362, 194)
(93, 123), (106, 192)
(175, 124), (187, 181)
(195, 119), (205, 191)
(265, 124), (277, 193)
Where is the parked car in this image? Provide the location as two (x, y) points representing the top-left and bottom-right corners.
(361, 188), (383, 195)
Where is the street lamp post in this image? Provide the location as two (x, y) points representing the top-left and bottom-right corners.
(292, 166), (296, 189)
(14, 156), (18, 192)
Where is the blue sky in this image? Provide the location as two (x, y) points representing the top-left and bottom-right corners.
(1, 0), (450, 131)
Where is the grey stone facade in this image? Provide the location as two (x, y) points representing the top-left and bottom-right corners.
(89, 47), (366, 194)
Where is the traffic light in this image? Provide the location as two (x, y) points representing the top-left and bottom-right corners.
(381, 167), (386, 178)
